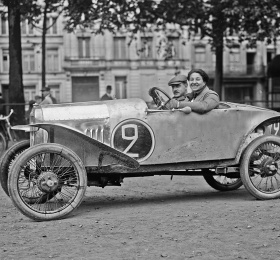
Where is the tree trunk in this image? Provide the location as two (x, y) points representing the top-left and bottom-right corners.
(41, 0), (49, 89)
(213, 22), (224, 99)
(214, 41), (223, 99)
(7, 0), (25, 126)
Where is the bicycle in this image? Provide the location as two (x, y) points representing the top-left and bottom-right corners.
(0, 109), (18, 154)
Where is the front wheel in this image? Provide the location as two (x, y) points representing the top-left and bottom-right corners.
(8, 143), (87, 221)
(240, 135), (280, 200)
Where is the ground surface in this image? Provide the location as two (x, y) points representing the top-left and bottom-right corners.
(1, 175), (280, 260)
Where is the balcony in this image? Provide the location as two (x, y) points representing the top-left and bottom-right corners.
(64, 57), (106, 70)
(64, 57), (189, 70)
(192, 64), (266, 77)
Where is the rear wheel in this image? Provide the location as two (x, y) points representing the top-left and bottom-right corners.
(240, 135), (280, 200)
(0, 139), (30, 196)
(203, 171), (243, 191)
(8, 143), (87, 221)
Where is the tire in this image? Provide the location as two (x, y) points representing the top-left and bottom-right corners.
(8, 143), (87, 221)
(240, 135), (280, 200)
(203, 173), (243, 191)
(0, 140), (30, 196)
(0, 132), (7, 155)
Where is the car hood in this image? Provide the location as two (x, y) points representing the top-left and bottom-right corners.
(32, 98), (148, 123)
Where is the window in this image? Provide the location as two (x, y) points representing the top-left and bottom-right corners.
(115, 76), (127, 99)
(21, 19), (34, 35)
(229, 47), (240, 63)
(225, 86), (253, 103)
(167, 37), (179, 59)
(1, 16), (7, 35)
(114, 37), (127, 59)
(195, 46), (206, 62)
(140, 37), (153, 59)
(22, 50), (35, 72)
(267, 49), (276, 64)
(24, 85), (36, 110)
(2, 50), (9, 72)
(46, 49), (59, 72)
(47, 84), (60, 103)
(46, 17), (58, 35)
(78, 37), (90, 58)
(212, 52), (216, 63)
(246, 52), (256, 74)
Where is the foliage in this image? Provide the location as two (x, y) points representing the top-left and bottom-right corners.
(1, 0), (280, 112)
(63, 0), (280, 96)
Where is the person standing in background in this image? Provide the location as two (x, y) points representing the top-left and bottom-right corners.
(35, 95), (42, 104)
(26, 100), (36, 123)
(40, 87), (57, 105)
(101, 85), (115, 100)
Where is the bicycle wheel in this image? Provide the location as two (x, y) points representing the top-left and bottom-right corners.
(8, 128), (19, 146)
(0, 140), (30, 196)
(0, 132), (7, 155)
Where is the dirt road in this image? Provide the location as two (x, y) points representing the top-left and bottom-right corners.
(1, 175), (280, 260)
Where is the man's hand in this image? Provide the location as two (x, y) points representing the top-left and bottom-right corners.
(168, 99), (180, 109)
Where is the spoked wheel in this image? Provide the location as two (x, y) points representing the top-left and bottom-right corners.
(0, 132), (7, 155)
(240, 135), (280, 200)
(8, 143), (87, 221)
(203, 173), (243, 191)
(0, 139), (30, 196)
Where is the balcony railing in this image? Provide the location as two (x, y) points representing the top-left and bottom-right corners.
(64, 57), (188, 69)
(64, 57), (267, 77)
(192, 64), (266, 76)
(64, 57), (106, 68)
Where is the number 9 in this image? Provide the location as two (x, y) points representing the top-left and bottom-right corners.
(122, 124), (139, 157)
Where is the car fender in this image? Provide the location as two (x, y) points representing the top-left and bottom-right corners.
(236, 115), (280, 162)
(30, 123), (139, 171)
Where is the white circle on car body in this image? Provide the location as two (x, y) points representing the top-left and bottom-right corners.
(111, 119), (155, 162)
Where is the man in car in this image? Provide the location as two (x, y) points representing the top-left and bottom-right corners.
(168, 74), (191, 103)
(169, 69), (219, 114)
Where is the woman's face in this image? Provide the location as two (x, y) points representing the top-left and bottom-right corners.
(189, 72), (205, 92)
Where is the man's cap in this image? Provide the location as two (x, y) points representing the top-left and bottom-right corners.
(168, 75), (188, 86)
(41, 87), (50, 91)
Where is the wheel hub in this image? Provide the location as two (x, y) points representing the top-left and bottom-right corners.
(37, 171), (59, 192)
(262, 159), (278, 177)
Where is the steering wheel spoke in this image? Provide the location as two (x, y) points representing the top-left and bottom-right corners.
(149, 87), (172, 110)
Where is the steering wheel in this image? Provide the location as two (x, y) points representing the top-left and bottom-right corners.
(149, 87), (172, 110)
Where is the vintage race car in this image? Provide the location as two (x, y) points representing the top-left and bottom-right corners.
(2, 87), (280, 221)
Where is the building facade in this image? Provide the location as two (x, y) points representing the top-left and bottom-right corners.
(0, 14), (278, 108)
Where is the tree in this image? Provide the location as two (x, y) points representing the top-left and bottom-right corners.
(63, 0), (280, 97)
(3, 0), (25, 125)
(0, 1), (63, 126)
(24, 0), (64, 89)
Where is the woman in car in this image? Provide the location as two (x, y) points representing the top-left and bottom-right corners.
(169, 69), (219, 114)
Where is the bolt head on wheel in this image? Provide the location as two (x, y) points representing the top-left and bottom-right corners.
(37, 171), (59, 193)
